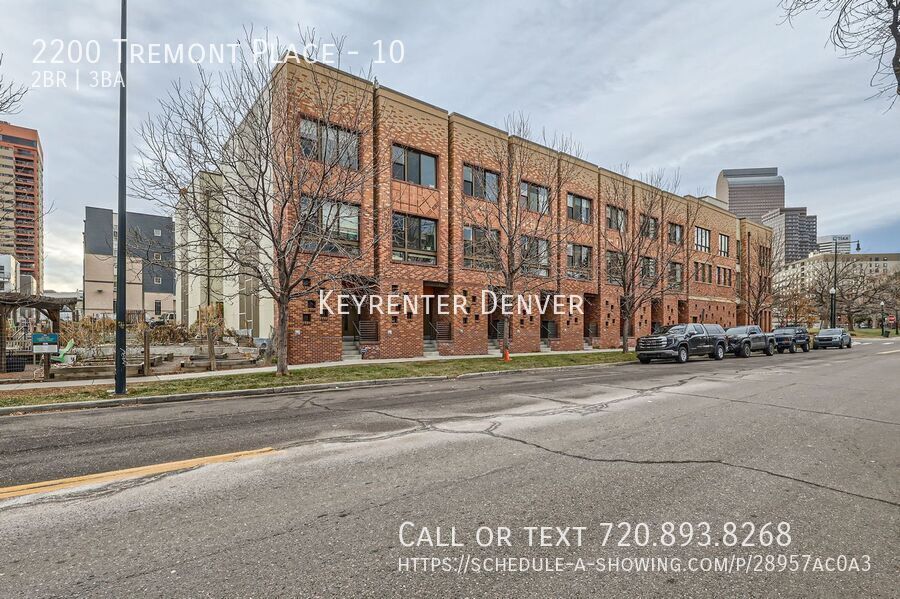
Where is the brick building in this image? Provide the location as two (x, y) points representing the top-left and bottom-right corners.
(261, 58), (772, 364)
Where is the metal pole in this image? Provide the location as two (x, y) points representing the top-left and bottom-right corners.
(114, 0), (128, 394)
(830, 240), (838, 329)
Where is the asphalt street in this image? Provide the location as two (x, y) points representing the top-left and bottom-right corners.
(0, 340), (898, 597)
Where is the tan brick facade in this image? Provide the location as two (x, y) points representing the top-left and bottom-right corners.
(276, 59), (772, 364)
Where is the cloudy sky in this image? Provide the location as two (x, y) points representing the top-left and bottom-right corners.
(1, 0), (898, 291)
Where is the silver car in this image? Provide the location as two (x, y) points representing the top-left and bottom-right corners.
(813, 328), (852, 349)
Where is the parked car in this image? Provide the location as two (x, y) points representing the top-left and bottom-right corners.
(772, 326), (810, 353)
(813, 328), (852, 349)
(724, 325), (775, 358)
(636, 323), (728, 364)
(148, 313), (177, 329)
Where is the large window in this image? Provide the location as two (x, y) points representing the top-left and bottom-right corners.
(301, 197), (360, 254)
(392, 213), (437, 264)
(300, 118), (359, 170)
(694, 226), (711, 253)
(521, 236), (550, 276)
(668, 223), (683, 245)
(640, 215), (658, 239)
(693, 261), (712, 283)
(567, 194), (592, 224)
(606, 250), (624, 284)
(668, 262), (683, 290)
(606, 205), (626, 231)
(640, 256), (657, 286)
(392, 145), (437, 188)
(520, 181), (549, 213)
(718, 234), (730, 257)
(566, 244), (593, 279)
(463, 164), (499, 201)
(463, 225), (499, 269)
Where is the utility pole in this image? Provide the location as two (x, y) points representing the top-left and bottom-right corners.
(114, 0), (128, 395)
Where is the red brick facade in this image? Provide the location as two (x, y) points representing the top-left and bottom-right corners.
(277, 59), (773, 364)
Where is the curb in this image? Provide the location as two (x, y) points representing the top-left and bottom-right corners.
(0, 359), (636, 417)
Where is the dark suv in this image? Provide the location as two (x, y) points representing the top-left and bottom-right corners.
(772, 326), (810, 353)
(724, 325), (776, 358)
(636, 323), (728, 364)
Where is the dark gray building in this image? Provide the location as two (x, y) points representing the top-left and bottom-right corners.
(762, 206), (818, 266)
(716, 168), (785, 223)
(82, 206), (175, 319)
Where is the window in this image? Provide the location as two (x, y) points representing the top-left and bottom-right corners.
(463, 225), (499, 269)
(606, 250), (624, 284)
(567, 194), (592, 224)
(521, 236), (550, 276)
(301, 196), (360, 254)
(463, 164), (499, 201)
(694, 226), (711, 253)
(153, 228), (162, 237)
(640, 215), (658, 239)
(152, 252), (162, 261)
(566, 244), (593, 279)
(694, 261), (712, 283)
(392, 145), (437, 188)
(392, 213), (437, 264)
(668, 223), (683, 245)
(153, 276), (162, 285)
(668, 262), (683, 290)
(520, 182), (549, 213)
(606, 205), (626, 231)
(718, 234), (730, 257)
(640, 256), (657, 286)
(154, 300), (162, 315)
(300, 118), (359, 169)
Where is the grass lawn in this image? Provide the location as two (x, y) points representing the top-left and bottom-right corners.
(0, 351), (636, 410)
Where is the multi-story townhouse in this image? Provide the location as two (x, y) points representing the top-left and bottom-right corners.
(229, 57), (771, 364)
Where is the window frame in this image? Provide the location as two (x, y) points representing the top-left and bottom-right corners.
(462, 163), (499, 202)
(606, 250), (624, 285)
(520, 181), (550, 214)
(694, 226), (711, 253)
(668, 222), (683, 245)
(299, 117), (360, 170)
(521, 235), (550, 277)
(640, 214), (659, 239)
(462, 225), (500, 269)
(566, 193), (593, 224)
(566, 243), (593, 279)
(718, 233), (730, 257)
(300, 196), (361, 255)
(668, 261), (683, 290)
(606, 205), (626, 232)
(392, 212), (438, 265)
(391, 144), (437, 189)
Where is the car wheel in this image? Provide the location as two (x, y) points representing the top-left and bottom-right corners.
(813, 343), (819, 350)
(839, 339), (844, 349)
(788, 342), (797, 354)
(764, 341), (775, 356)
(713, 344), (725, 361)
(802, 343), (810, 352)
(847, 339), (852, 348)
(675, 346), (689, 364)
(638, 356), (651, 364)
(777, 347), (785, 354)
(739, 343), (751, 358)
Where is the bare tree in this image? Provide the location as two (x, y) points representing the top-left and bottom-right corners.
(782, 0), (900, 107)
(604, 168), (700, 352)
(737, 228), (775, 327)
(133, 28), (385, 375)
(0, 54), (27, 115)
(458, 113), (583, 359)
(805, 254), (881, 328)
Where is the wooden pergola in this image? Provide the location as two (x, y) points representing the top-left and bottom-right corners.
(0, 292), (78, 373)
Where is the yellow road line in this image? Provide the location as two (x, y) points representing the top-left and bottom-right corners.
(0, 447), (276, 500)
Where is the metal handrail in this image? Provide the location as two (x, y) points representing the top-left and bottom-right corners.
(355, 320), (378, 342)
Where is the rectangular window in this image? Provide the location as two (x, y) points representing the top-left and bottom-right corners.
(392, 212), (437, 265)
(520, 181), (549, 213)
(300, 118), (359, 170)
(521, 235), (550, 276)
(463, 164), (499, 201)
(606, 251), (624, 284)
(695, 226), (711, 253)
(566, 244), (593, 279)
(154, 300), (162, 315)
(718, 234), (730, 257)
(640, 256), (657, 286)
(606, 205), (626, 231)
(640, 215), (658, 239)
(463, 225), (499, 269)
(153, 276), (162, 285)
(668, 262), (683, 290)
(301, 196), (360, 255)
(566, 194), (592, 224)
(153, 228), (162, 237)
(392, 145), (437, 188)
(153, 252), (162, 261)
(668, 223), (683, 245)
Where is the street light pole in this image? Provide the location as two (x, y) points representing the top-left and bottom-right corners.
(114, 0), (128, 395)
(881, 301), (886, 337)
(831, 240), (838, 329)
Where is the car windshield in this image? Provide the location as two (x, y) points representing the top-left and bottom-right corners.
(725, 327), (747, 335)
(658, 325), (686, 335)
(820, 329), (842, 335)
(773, 328), (794, 334)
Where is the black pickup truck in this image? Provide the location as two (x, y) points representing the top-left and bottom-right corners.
(724, 325), (776, 357)
(772, 326), (811, 353)
(636, 323), (728, 364)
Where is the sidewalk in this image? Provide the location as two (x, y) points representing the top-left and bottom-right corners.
(2, 347), (630, 393)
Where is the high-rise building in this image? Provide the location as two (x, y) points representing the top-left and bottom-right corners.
(761, 207), (818, 266)
(0, 122), (43, 291)
(82, 206), (176, 320)
(716, 168), (785, 223)
(816, 234), (853, 254)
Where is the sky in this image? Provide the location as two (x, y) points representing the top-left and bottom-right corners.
(1, 0), (898, 291)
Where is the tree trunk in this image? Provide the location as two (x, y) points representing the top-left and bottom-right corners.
(275, 300), (289, 376)
(502, 315), (511, 360)
(621, 316), (630, 353)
